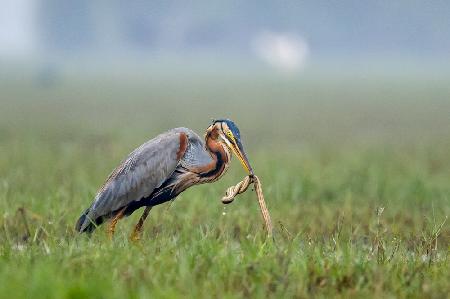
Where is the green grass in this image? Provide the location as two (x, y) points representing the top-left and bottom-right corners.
(0, 72), (449, 298)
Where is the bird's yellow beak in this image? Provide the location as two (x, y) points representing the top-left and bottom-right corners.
(227, 135), (254, 176)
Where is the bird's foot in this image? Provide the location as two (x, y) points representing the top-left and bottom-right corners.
(108, 229), (115, 241)
(129, 229), (142, 242)
(129, 206), (151, 242)
(108, 207), (126, 240)
(108, 222), (118, 240)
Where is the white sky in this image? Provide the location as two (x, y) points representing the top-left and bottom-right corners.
(0, 0), (37, 57)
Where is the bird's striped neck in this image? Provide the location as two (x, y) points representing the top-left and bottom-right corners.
(198, 133), (230, 181)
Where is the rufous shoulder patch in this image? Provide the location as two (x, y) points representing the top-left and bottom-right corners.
(176, 132), (188, 160)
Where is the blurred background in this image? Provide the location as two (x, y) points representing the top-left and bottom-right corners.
(1, 0), (450, 169)
(1, 1), (450, 73)
(1, 1), (450, 147)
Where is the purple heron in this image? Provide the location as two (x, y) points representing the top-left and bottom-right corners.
(75, 119), (253, 239)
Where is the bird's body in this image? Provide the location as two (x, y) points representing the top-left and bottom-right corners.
(76, 120), (252, 237)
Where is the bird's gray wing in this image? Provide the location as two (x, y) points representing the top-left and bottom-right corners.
(88, 128), (192, 220)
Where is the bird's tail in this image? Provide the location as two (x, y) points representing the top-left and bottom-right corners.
(75, 207), (101, 233)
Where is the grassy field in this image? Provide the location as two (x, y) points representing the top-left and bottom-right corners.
(0, 71), (449, 298)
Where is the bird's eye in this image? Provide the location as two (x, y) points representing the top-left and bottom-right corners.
(227, 131), (233, 138)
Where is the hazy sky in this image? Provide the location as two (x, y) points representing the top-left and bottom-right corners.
(1, 0), (449, 70)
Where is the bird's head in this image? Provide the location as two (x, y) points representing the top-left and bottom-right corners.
(206, 119), (254, 176)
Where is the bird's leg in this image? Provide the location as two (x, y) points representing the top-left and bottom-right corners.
(130, 206), (152, 241)
(108, 207), (126, 240)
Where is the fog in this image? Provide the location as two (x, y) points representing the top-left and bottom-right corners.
(1, 1), (450, 74)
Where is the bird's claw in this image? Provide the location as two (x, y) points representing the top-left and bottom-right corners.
(129, 231), (141, 242)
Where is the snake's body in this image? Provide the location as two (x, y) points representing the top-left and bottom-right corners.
(221, 175), (273, 237)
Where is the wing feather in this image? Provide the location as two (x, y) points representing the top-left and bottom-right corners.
(87, 128), (193, 220)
